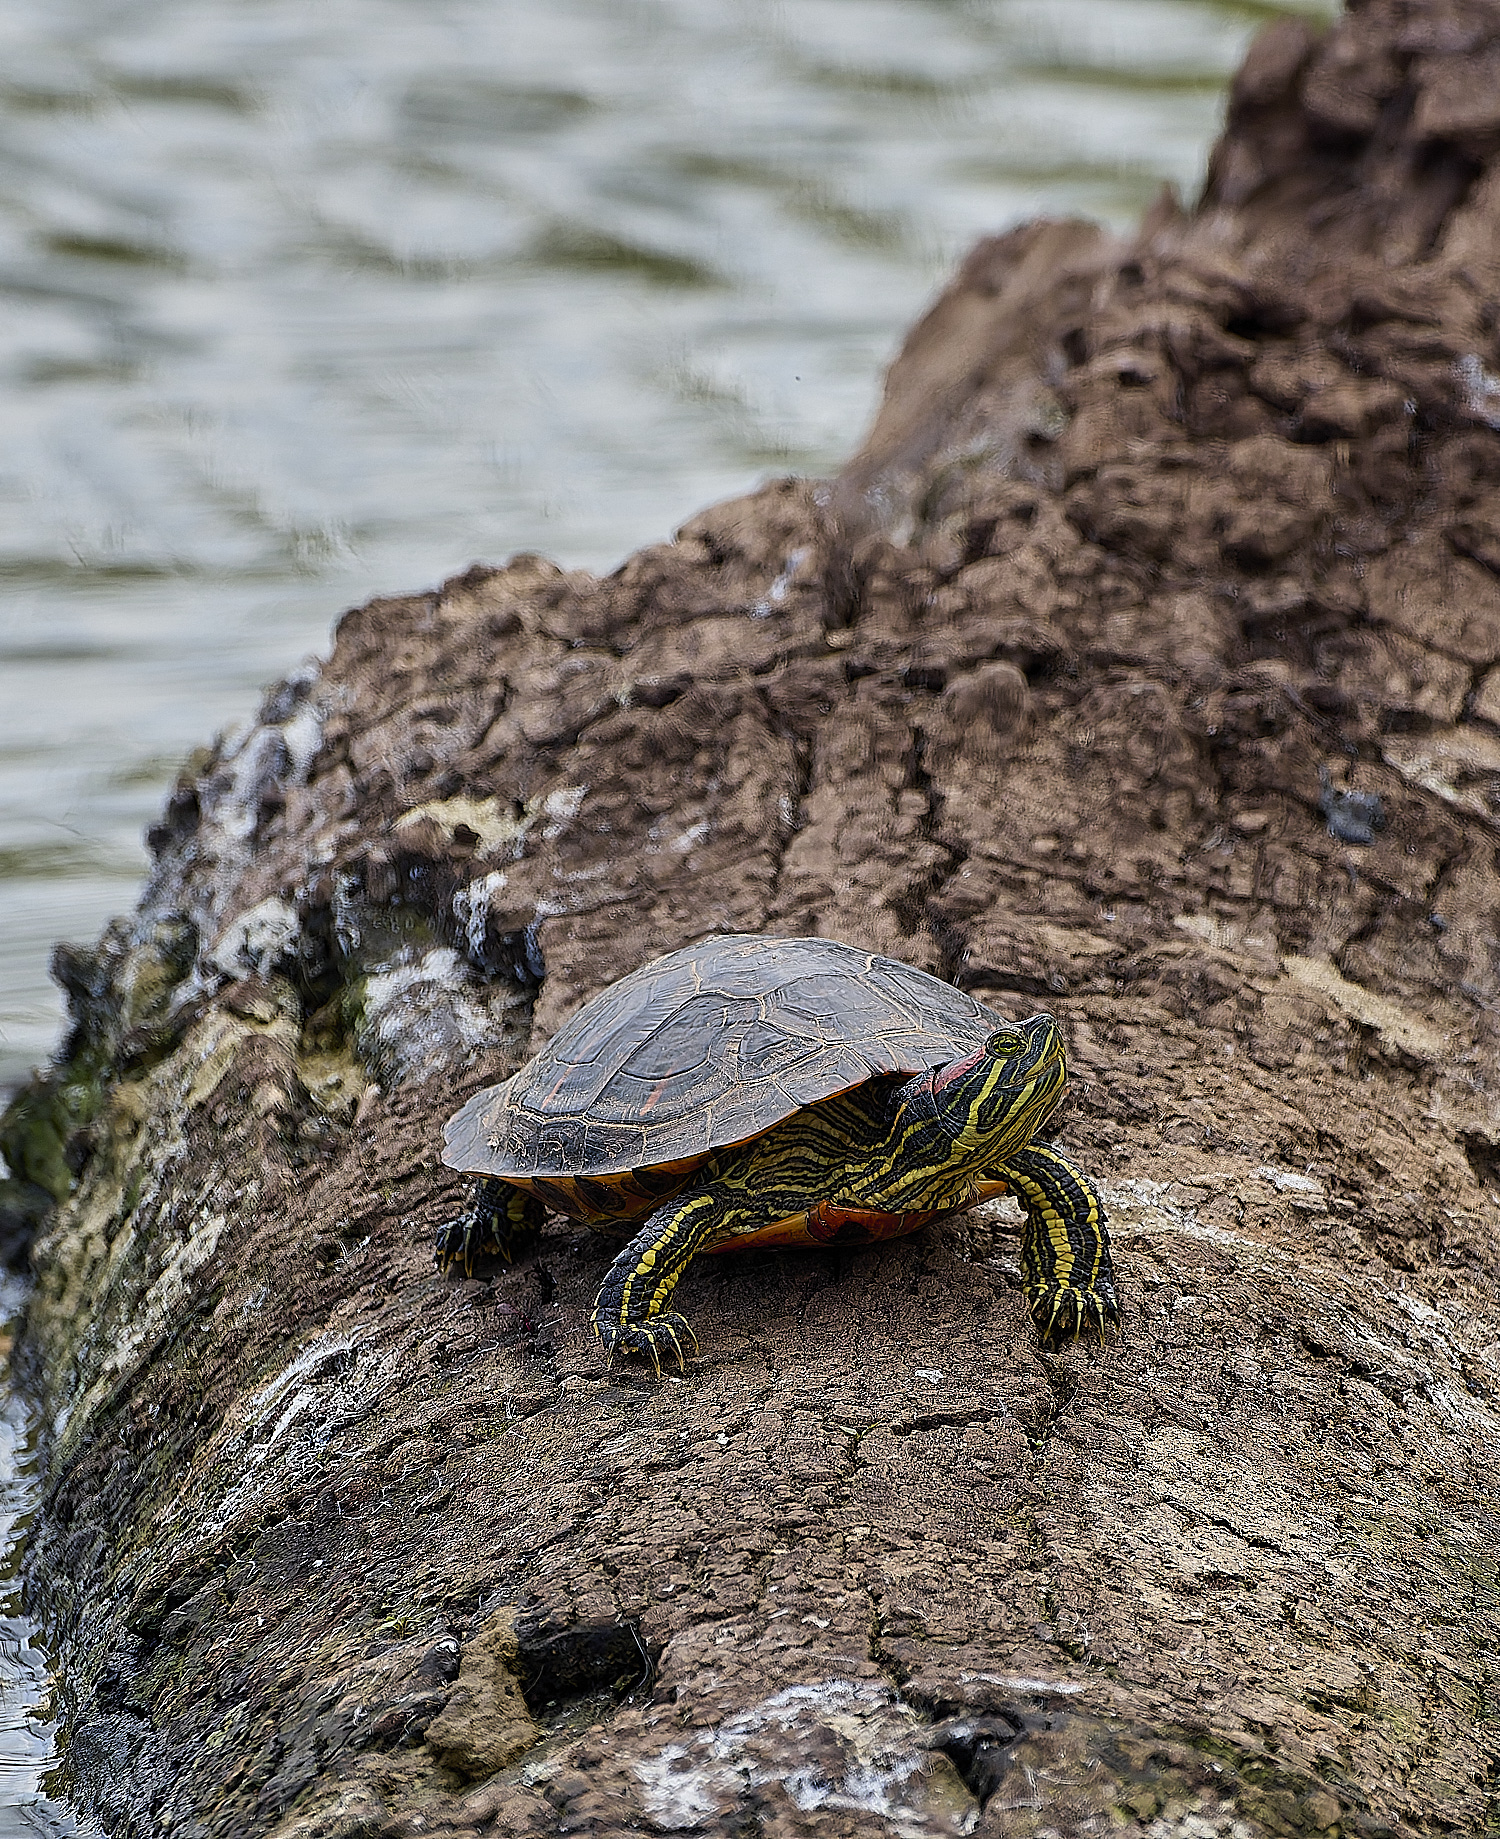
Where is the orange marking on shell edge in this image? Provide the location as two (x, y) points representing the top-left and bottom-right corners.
(704, 1202), (939, 1254)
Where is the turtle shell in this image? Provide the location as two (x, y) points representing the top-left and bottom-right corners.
(442, 933), (1007, 1182)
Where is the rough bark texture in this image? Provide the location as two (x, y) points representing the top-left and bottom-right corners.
(6, 3), (1500, 1835)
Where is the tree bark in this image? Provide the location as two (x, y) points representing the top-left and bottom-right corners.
(7, 3), (1500, 1834)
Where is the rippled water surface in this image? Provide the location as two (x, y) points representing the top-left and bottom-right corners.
(0, 1281), (88, 1836)
(0, 0), (1336, 1088)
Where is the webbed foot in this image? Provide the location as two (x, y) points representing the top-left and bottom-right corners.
(593, 1309), (699, 1376)
(1028, 1279), (1120, 1349)
(1005, 1142), (1119, 1351)
(435, 1177), (546, 1276)
(590, 1193), (720, 1376)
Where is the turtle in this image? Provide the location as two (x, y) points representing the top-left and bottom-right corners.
(436, 933), (1118, 1371)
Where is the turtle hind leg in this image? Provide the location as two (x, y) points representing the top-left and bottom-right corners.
(592, 1190), (722, 1375)
(435, 1176), (546, 1277)
(1003, 1144), (1119, 1349)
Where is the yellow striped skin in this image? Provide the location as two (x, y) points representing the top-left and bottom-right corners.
(589, 1015), (1118, 1372)
(1005, 1143), (1116, 1346)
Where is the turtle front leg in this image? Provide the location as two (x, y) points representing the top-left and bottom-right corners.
(592, 1191), (722, 1375)
(1003, 1144), (1119, 1347)
(435, 1176), (546, 1276)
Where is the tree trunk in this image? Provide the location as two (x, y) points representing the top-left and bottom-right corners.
(8, 3), (1500, 1835)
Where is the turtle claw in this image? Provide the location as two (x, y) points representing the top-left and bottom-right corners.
(1028, 1282), (1120, 1351)
(433, 1221), (481, 1279)
(435, 1180), (544, 1277)
(594, 1311), (699, 1376)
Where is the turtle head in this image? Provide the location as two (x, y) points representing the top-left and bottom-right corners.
(929, 1012), (1068, 1159)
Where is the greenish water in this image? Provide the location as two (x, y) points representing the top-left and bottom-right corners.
(0, 1281), (92, 1835)
(0, 1), (1332, 1827)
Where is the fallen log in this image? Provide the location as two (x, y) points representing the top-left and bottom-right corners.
(5, 1), (1500, 1833)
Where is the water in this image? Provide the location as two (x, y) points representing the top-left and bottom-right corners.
(0, 1280), (91, 1836)
(0, 1), (1333, 1828)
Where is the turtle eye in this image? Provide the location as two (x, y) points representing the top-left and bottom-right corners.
(986, 1029), (1025, 1056)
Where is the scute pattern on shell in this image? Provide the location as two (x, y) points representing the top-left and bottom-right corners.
(442, 934), (1006, 1179)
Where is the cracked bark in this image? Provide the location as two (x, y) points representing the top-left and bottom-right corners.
(5, 2), (1500, 1836)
